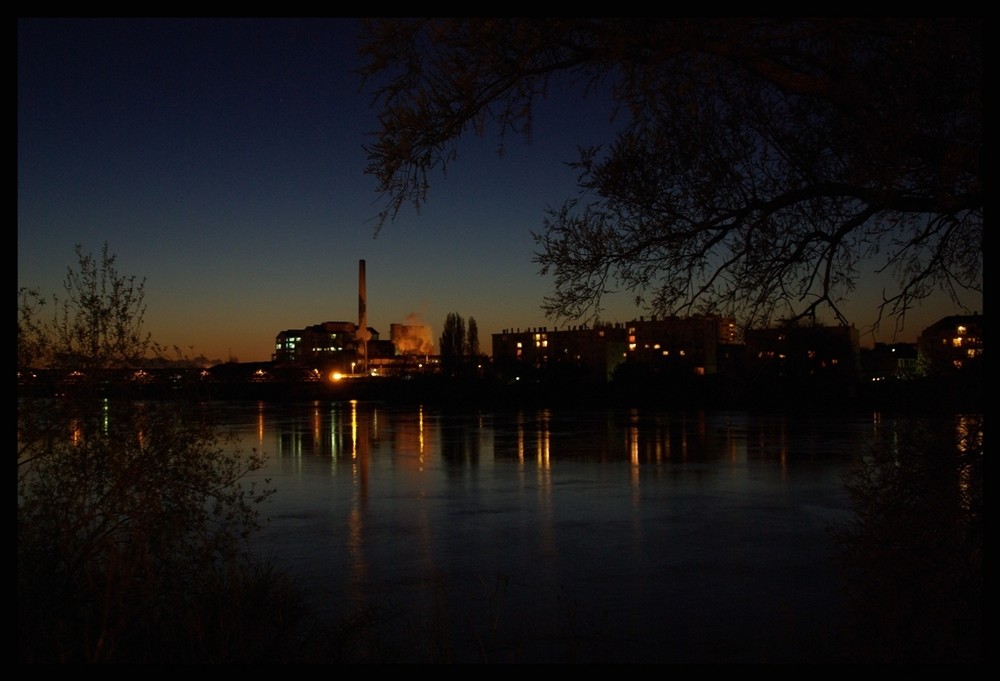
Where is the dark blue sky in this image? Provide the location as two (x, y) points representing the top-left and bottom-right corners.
(17, 18), (976, 362)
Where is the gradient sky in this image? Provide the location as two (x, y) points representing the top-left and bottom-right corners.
(18, 18), (981, 363)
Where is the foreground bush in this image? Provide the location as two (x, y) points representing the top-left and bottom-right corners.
(17, 245), (336, 663)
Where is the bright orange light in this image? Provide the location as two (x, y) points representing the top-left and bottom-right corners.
(331, 372), (344, 381)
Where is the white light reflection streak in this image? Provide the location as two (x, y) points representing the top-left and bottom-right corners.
(726, 418), (740, 463)
(956, 415), (983, 512)
(653, 413), (667, 464)
(536, 408), (551, 469)
(534, 409), (555, 570)
(419, 405), (425, 470)
(329, 403), (340, 464)
(346, 400), (370, 614)
(628, 408), (640, 466)
(351, 400), (358, 460)
(256, 402), (265, 450)
(517, 410), (526, 464)
(627, 409), (641, 506)
(312, 402), (321, 451)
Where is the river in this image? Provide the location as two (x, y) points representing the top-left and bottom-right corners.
(205, 400), (932, 663)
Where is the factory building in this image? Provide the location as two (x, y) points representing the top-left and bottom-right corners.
(272, 260), (436, 376)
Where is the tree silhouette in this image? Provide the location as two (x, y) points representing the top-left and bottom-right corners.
(439, 311), (466, 374)
(360, 18), (982, 336)
(16, 244), (309, 663)
(465, 316), (480, 358)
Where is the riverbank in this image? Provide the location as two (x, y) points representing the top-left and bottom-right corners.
(18, 368), (982, 414)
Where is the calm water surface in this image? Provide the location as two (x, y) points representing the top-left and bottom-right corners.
(222, 400), (873, 663)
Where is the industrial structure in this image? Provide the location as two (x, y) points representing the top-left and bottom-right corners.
(272, 260), (435, 376)
(266, 258), (981, 392)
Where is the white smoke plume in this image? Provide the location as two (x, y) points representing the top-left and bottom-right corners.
(392, 313), (435, 355)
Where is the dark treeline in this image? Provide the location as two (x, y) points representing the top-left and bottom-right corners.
(18, 363), (983, 415)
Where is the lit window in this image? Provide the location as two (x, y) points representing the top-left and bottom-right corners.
(952, 337), (963, 348)
(957, 325), (967, 336)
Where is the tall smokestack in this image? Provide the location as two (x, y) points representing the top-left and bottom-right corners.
(358, 259), (366, 332)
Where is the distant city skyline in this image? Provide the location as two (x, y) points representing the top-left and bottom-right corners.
(18, 19), (981, 362)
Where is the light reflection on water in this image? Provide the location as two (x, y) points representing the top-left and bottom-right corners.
(221, 401), (874, 663)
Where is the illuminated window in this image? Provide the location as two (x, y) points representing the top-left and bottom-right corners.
(957, 325), (967, 336)
(653, 343), (661, 350)
(952, 337), (963, 348)
(628, 343), (637, 351)
(516, 342), (522, 349)
(694, 367), (705, 376)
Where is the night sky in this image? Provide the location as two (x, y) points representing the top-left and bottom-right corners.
(17, 18), (980, 362)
